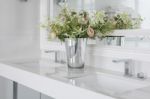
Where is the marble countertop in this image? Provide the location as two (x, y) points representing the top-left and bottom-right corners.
(0, 58), (150, 99)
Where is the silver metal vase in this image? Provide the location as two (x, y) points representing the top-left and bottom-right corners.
(65, 38), (87, 69)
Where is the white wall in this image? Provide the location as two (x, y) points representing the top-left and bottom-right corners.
(0, 0), (40, 61)
(0, 0), (40, 99)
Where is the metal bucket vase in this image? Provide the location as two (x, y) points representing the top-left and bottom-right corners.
(65, 38), (87, 69)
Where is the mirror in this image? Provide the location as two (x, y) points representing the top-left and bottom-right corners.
(49, 0), (150, 49)
(97, 36), (150, 49)
(53, 0), (150, 29)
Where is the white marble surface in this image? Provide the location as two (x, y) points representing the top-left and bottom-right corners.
(118, 86), (150, 99)
(0, 58), (150, 99)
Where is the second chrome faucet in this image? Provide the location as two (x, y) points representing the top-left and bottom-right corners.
(112, 59), (134, 77)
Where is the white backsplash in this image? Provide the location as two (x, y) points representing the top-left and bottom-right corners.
(42, 51), (150, 78)
(87, 54), (150, 78)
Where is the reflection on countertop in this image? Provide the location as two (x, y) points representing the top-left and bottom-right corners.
(1, 58), (150, 99)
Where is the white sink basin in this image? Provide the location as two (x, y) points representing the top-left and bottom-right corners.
(49, 67), (150, 97)
(68, 72), (149, 96)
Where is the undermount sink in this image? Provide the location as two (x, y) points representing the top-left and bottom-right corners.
(70, 72), (149, 96)
(50, 69), (150, 97)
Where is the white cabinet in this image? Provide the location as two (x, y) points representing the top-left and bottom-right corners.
(18, 84), (40, 99)
(0, 77), (41, 99)
(18, 84), (54, 99)
(18, 85), (54, 99)
(0, 77), (54, 99)
(41, 94), (54, 99)
(0, 77), (13, 99)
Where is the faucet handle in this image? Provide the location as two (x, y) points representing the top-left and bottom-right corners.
(137, 72), (147, 79)
(45, 50), (66, 64)
(112, 59), (132, 63)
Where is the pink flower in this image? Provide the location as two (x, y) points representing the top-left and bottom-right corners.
(87, 26), (95, 38)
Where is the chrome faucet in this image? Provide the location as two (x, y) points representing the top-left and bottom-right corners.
(112, 59), (134, 77)
(45, 50), (66, 64)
